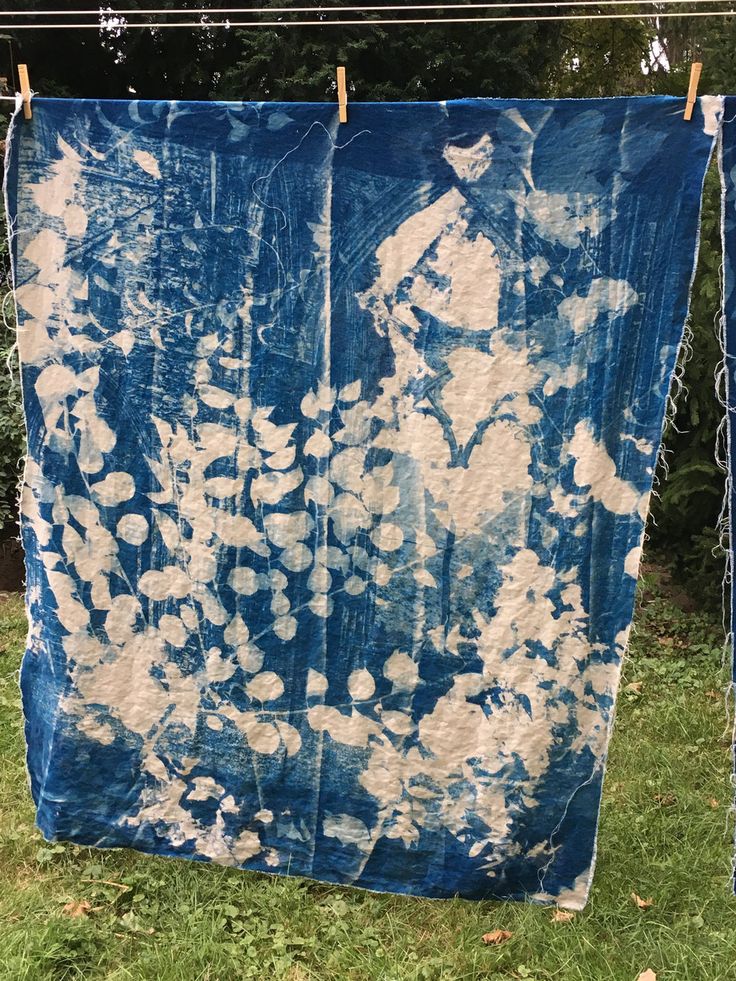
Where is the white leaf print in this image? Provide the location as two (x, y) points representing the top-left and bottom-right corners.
(270, 591), (290, 616)
(308, 594), (333, 618)
(228, 567), (262, 595)
(104, 595), (141, 645)
(180, 605), (199, 630)
(443, 133), (494, 182)
(199, 385), (235, 410)
(568, 422), (646, 519)
(300, 390), (321, 419)
(264, 445), (297, 471)
(413, 568), (437, 588)
(279, 544), (313, 573)
(370, 523), (404, 552)
(362, 478), (400, 516)
(252, 413), (296, 453)
(223, 614), (250, 646)
(196, 423), (238, 466)
(133, 149), (162, 179)
(264, 566), (283, 589)
(247, 672), (285, 702)
(273, 615), (297, 641)
(275, 720), (302, 756)
(187, 777), (225, 802)
(307, 669), (328, 696)
(304, 475), (334, 507)
(250, 468), (303, 507)
(307, 564), (331, 593)
(212, 511), (269, 554)
(330, 493), (370, 543)
(197, 587), (228, 625)
(557, 277), (638, 335)
(47, 569), (89, 632)
(90, 575), (112, 610)
(344, 575), (366, 596)
(347, 668), (375, 700)
(333, 402), (372, 446)
(380, 710), (414, 735)
(263, 510), (314, 547)
(323, 813), (372, 852)
(307, 705), (382, 748)
(204, 476), (244, 498)
(300, 385), (334, 419)
(154, 512), (181, 551)
(139, 567), (191, 601)
(383, 651), (419, 692)
(338, 380), (361, 403)
(159, 614), (188, 648)
(231, 830), (262, 862)
(330, 448), (366, 494)
(74, 395), (117, 474)
(325, 546), (349, 572)
(205, 647), (236, 681)
(304, 430), (332, 458)
(234, 396), (253, 420)
(247, 723), (281, 755)
(117, 513), (149, 545)
(236, 644), (264, 673)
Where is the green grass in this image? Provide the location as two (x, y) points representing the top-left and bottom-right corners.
(1, 564), (735, 980)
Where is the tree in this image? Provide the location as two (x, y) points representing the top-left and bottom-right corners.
(216, 1), (568, 102)
(0, 4), (734, 599)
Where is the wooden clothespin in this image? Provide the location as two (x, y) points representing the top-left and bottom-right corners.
(337, 66), (347, 124)
(17, 63), (31, 120)
(684, 62), (702, 122)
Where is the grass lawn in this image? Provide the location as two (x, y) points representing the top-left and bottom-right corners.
(1, 564), (735, 980)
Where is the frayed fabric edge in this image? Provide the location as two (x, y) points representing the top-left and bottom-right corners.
(2, 100), (47, 815)
(543, 108), (727, 914)
(715, 117), (736, 894)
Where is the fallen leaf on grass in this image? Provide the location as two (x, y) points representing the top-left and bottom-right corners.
(653, 793), (677, 807)
(550, 909), (575, 923)
(482, 929), (513, 945)
(705, 690), (720, 700)
(631, 892), (654, 910)
(708, 797), (720, 809)
(637, 971), (656, 981)
(62, 900), (92, 918)
(625, 681), (643, 694)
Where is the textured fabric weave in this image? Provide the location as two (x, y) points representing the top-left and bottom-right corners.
(5, 96), (720, 906)
(720, 99), (736, 867)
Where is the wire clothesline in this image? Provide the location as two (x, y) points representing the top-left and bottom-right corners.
(1, 1), (734, 13)
(2, 10), (736, 28)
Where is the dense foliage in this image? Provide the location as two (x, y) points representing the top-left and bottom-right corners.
(0, 206), (23, 534)
(0, 3), (733, 596)
(646, 165), (726, 590)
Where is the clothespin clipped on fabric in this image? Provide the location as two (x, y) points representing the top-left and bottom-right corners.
(17, 63), (31, 120)
(684, 62), (702, 122)
(337, 66), (347, 124)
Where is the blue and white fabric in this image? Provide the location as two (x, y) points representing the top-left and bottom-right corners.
(5, 95), (720, 906)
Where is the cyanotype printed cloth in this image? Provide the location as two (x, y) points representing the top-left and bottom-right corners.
(6, 95), (720, 907)
(720, 99), (736, 848)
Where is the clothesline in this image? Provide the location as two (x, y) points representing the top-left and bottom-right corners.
(2, 10), (736, 28)
(1, 1), (733, 14)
